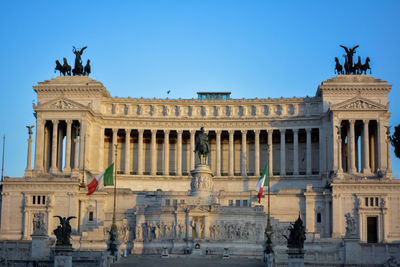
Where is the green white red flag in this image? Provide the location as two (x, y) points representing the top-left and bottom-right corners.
(87, 163), (114, 195)
(256, 164), (268, 203)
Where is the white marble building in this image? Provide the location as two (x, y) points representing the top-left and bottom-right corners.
(0, 75), (399, 264)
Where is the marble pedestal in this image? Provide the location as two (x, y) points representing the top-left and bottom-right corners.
(54, 245), (73, 267)
(343, 238), (360, 265)
(189, 164), (215, 205)
(287, 248), (304, 267)
(31, 234), (50, 260)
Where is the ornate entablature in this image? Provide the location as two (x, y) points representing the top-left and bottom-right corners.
(100, 96), (322, 120)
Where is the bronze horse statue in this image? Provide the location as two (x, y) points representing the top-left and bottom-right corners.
(359, 57), (371, 74)
(195, 127), (210, 165)
(334, 57), (343, 75)
(55, 58), (71, 76)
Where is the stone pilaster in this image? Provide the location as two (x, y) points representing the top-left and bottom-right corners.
(228, 130), (234, 176)
(306, 128), (312, 175)
(293, 129), (299, 175)
(254, 130), (260, 177)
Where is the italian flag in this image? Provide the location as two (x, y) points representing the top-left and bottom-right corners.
(87, 163), (114, 195)
(256, 164), (268, 203)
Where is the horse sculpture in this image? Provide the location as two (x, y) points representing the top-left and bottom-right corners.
(359, 57), (371, 74)
(195, 127), (210, 165)
(334, 57), (343, 75)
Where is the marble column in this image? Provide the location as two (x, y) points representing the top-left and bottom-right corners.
(254, 130), (260, 177)
(228, 130), (234, 176)
(216, 130), (221, 176)
(50, 120), (58, 174)
(25, 134), (33, 172)
(138, 129), (144, 175)
(125, 129), (131, 174)
(64, 120), (72, 172)
(190, 130), (195, 170)
(34, 119), (44, 172)
(241, 130), (247, 176)
(164, 130), (170, 175)
(293, 129), (299, 175)
(306, 128), (312, 175)
(349, 120), (356, 174)
(177, 130), (183, 176)
(73, 134), (79, 171)
(280, 129), (286, 176)
(386, 125), (392, 174)
(98, 127), (104, 172)
(376, 120), (382, 172)
(151, 129), (157, 175)
(79, 120), (85, 170)
(362, 120), (370, 174)
(112, 128), (118, 164)
(267, 129), (273, 177)
(337, 125), (343, 173)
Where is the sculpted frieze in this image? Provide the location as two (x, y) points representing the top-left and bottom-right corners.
(331, 97), (387, 111)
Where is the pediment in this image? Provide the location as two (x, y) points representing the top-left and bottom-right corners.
(330, 97), (387, 111)
(35, 97), (89, 111)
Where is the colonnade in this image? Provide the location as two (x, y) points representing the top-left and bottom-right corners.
(336, 119), (385, 174)
(100, 127), (321, 177)
(34, 119), (83, 173)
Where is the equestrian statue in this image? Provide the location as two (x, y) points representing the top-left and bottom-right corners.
(194, 127), (210, 165)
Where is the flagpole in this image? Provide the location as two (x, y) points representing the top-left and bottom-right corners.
(113, 144), (117, 227)
(107, 143), (120, 257)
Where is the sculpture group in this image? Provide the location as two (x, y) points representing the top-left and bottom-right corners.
(334, 45), (371, 75)
(55, 46), (91, 76)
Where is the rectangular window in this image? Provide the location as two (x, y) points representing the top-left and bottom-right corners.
(229, 200), (233, 206)
(32, 196), (36, 205)
(89, 211), (94, 221)
(42, 196), (46, 205)
(370, 198), (373, 207)
(317, 213), (321, 223)
(236, 200), (241, 207)
(165, 199), (170, 206)
(37, 196), (40, 205)
(365, 197), (368, 207)
(243, 200), (248, 207)
(375, 197), (379, 207)
(180, 200), (185, 204)
(173, 199), (178, 206)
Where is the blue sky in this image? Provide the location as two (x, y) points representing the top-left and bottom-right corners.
(0, 1), (400, 178)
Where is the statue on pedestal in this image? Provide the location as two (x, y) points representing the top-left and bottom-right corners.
(53, 216), (76, 246)
(195, 127), (210, 165)
(284, 215), (306, 249)
(33, 213), (47, 235)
